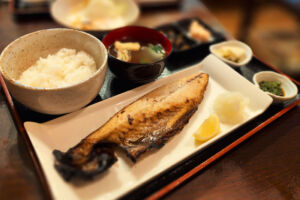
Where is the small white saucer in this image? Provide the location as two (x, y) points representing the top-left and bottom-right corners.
(210, 40), (253, 67)
(50, 0), (140, 31)
(253, 71), (298, 104)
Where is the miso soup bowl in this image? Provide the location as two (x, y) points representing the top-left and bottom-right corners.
(0, 28), (107, 115)
(103, 26), (172, 84)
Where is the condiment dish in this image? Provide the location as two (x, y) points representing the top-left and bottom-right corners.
(50, 0), (139, 32)
(0, 28), (107, 114)
(209, 40), (253, 67)
(252, 71), (298, 103)
(103, 26), (172, 84)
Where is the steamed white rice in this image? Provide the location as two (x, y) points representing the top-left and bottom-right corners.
(17, 48), (97, 88)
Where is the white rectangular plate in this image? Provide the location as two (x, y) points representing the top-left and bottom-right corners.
(24, 54), (273, 200)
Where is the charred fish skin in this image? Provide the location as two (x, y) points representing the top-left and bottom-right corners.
(119, 106), (199, 162)
(108, 73), (209, 161)
(53, 73), (209, 180)
(53, 144), (117, 181)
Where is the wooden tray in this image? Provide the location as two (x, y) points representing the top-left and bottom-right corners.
(0, 19), (299, 200)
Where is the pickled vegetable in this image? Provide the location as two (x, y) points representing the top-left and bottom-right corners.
(259, 81), (284, 96)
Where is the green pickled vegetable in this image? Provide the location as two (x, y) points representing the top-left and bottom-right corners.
(259, 81), (284, 96)
(150, 44), (165, 55)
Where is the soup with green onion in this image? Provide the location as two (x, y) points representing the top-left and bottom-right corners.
(109, 40), (166, 64)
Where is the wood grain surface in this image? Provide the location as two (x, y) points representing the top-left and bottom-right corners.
(0, 1), (299, 200)
(163, 106), (300, 200)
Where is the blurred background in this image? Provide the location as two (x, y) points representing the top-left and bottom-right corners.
(1, 0), (300, 80)
(202, 0), (300, 80)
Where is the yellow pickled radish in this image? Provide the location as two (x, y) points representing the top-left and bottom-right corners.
(194, 114), (220, 142)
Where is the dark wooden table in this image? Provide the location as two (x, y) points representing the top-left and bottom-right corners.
(0, 1), (299, 200)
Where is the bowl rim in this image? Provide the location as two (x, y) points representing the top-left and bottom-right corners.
(50, 0), (140, 32)
(102, 25), (172, 66)
(0, 28), (108, 91)
(252, 71), (298, 100)
(209, 40), (253, 67)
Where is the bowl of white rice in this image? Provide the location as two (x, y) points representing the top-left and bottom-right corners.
(0, 28), (107, 114)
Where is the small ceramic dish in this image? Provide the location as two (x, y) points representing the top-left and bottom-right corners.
(0, 28), (107, 115)
(253, 71), (298, 103)
(50, 0), (140, 32)
(209, 40), (253, 67)
(157, 24), (196, 52)
(103, 26), (172, 84)
(156, 18), (225, 53)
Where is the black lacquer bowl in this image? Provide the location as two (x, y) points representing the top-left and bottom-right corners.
(102, 26), (172, 84)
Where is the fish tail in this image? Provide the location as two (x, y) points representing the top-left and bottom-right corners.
(53, 143), (117, 181)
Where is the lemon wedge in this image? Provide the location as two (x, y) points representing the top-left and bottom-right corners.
(194, 114), (220, 142)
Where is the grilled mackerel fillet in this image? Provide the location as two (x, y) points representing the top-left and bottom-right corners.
(54, 72), (209, 181)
